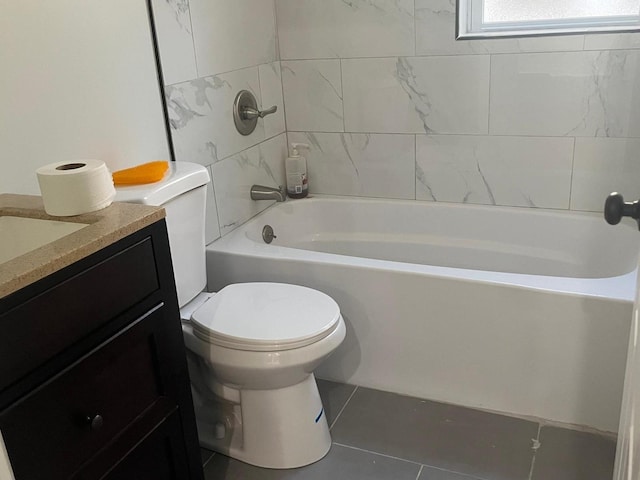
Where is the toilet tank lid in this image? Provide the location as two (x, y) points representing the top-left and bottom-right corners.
(114, 161), (210, 206)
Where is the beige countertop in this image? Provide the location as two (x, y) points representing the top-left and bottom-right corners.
(0, 194), (164, 299)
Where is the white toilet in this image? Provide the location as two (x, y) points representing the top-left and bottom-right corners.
(115, 162), (346, 469)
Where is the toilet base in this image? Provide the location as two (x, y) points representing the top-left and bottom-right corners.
(194, 374), (332, 469)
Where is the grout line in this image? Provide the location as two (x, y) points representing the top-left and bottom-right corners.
(280, 60), (289, 136)
(186, 0), (199, 78)
(177, 61), (277, 86)
(272, 0), (281, 61)
(207, 165), (224, 243)
(333, 442), (423, 466)
(568, 136), (577, 210)
(414, 134), (418, 200)
(279, 46), (635, 63)
(257, 62), (264, 107)
(272, 0), (289, 141)
(418, 464), (485, 480)
(339, 58), (346, 132)
(212, 131), (286, 165)
(528, 455), (537, 480)
(329, 385), (358, 430)
(527, 423), (543, 480)
(413, 0), (417, 57)
(415, 464), (424, 480)
(487, 54), (493, 134)
(284, 130), (640, 140)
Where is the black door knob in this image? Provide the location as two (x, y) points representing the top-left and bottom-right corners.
(604, 192), (640, 229)
(86, 414), (104, 431)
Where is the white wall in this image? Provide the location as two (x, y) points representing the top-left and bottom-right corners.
(0, 0), (170, 195)
(151, 0), (286, 244)
(275, 0), (640, 213)
(149, 1), (640, 237)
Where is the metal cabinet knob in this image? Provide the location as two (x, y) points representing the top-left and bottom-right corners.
(86, 414), (104, 431)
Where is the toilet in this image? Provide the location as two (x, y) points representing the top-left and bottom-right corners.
(115, 162), (346, 469)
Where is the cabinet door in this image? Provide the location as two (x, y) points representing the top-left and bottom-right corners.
(0, 304), (182, 480)
(80, 411), (190, 480)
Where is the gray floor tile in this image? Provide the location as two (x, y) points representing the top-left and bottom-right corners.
(201, 448), (214, 465)
(203, 443), (421, 480)
(419, 466), (484, 480)
(331, 387), (537, 480)
(531, 426), (616, 480)
(316, 378), (357, 426)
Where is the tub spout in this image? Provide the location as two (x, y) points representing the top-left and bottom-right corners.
(250, 184), (286, 202)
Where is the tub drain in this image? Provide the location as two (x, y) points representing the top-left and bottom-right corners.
(262, 225), (277, 244)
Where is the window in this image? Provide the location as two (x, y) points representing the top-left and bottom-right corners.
(457, 0), (640, 39)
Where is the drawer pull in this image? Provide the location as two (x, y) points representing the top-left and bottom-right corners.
(86, 414), (104, 431)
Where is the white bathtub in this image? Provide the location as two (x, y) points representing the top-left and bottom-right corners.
(207, 196), (639, 432)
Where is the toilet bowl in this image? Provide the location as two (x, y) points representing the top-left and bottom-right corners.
(181, 283), (345, 468)
(115, 162), (345, 468)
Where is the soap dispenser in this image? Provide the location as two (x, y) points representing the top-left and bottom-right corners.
(285, 143), (310, 199)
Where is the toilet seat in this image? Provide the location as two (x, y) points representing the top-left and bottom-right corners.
(191, 283), (342, 352)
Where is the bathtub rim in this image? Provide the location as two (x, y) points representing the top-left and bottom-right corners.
(207, 196), (638, 303)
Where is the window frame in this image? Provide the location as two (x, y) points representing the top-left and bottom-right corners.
(456, 0), (640, 39)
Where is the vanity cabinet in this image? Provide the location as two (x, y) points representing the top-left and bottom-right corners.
(0, 219), (204, 480)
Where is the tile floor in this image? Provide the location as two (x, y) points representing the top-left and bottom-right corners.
(200, 380), (617, 480)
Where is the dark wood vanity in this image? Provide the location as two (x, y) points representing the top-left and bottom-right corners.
(0, 214), (204, 480)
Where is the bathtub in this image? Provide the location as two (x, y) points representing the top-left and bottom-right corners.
(206, 196), (639, 432)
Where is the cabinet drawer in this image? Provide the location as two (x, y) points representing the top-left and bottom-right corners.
(0, 237), (159, 392)
(74, 408), (191, 480)
(0, 305), (176, 480)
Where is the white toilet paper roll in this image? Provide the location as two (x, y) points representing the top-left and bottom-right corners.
(36, 160), (116, 216)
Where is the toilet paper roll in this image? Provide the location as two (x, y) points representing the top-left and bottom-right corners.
(36, 160), (116, 216)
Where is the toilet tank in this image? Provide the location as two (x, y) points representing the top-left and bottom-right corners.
(114, 162), (210, 307)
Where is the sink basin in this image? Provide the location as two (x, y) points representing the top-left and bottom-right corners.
(0, 216), (88, 264)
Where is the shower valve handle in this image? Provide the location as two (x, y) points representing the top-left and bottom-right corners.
(242, 105), (277, 119)
(604, 192), (640, 230)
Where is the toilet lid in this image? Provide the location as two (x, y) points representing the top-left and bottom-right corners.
(191, 283), (342, 351)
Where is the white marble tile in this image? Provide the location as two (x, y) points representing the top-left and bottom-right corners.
(571, 138), (640, 212)
(212, 134), (287, 235)
(259, 62), (286, 138)
(281, 60), (344, 132)
(342, 56), (490, 134)
(275, 0), (414, 60)
(415, 0), (583, 56)
(415, 135), (574, 208)
(584, 33), (640, 51)
(288, 132), (415, 199)
(490, 50), (640, 137)
(205, 165), (221, 244)
(151, 0), (197, 86)
(189, 0), (276, 77)
(166, 67), (264, 167)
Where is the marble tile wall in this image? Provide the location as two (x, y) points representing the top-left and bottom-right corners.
(275, 0), (640, 212)
(151, 0), (285, 241)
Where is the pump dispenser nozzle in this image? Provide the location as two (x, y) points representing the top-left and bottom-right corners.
(290, 143), (310, 156)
